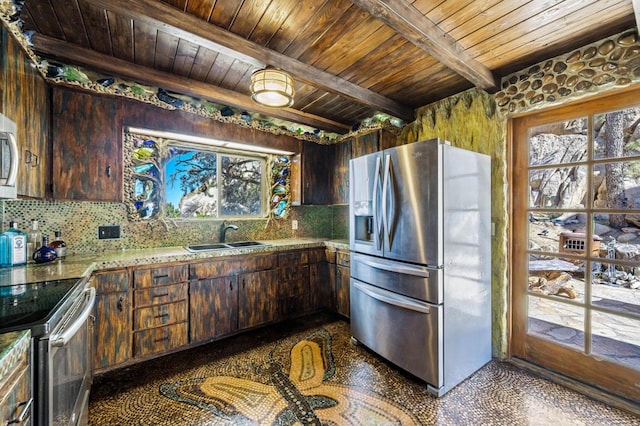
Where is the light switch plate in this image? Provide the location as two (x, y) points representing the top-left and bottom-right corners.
(292, 220), (298, 230)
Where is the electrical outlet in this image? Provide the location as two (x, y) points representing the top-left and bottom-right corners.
(292, 220), (298, 230)
(98, 225), (121, 240)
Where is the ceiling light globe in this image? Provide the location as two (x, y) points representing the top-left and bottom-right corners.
(251, 69), (295, 108)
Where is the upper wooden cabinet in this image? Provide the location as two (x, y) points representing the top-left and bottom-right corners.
(329, 129), (397, 205)
(1, 27), (50, 199)
(51, 88), (122, 202)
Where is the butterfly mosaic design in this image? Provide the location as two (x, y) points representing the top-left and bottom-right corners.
(159, 328), (420, 425)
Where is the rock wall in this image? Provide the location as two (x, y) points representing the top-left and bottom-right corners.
(496, 30), (640, 116)
(398, 88), (509, 358)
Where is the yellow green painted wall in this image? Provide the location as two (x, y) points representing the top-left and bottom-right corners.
(398, 88), (509, 358)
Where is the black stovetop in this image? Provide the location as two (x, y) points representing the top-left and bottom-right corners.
(0, 278), (83, 335)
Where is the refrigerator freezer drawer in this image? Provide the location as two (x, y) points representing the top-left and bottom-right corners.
(350, 278), (442, 388)
(351, 252), (442, 304)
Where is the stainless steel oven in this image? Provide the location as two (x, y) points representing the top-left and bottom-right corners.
(0, 277), (95, 425)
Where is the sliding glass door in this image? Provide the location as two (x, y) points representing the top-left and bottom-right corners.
(511, 87), (640, 403)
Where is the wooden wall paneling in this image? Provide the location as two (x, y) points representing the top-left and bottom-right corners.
(1, 28), (50, 199)
(379, 128), (401, 150)
(351, 131), (379, 159)
(52, 88), (122, 201)
(302, 142), (332, 204)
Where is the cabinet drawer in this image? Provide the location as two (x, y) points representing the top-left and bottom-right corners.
(133, 322), (188, 358)
(134, 283), (187, 307)
(336, 251), (350, 267)
(134, 301), (188, 330)
(190, 254), (277, 279)
(278, 250), (308, 266)
(92, 270), (129, 293)
(134, 264), (187, 288)
(0, 364), (31, 425)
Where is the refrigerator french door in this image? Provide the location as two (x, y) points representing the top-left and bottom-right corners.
(349, 138), (492, 397)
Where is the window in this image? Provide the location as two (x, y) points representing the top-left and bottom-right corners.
(125, 130), (292, 221)
(164, 147), (266, 219)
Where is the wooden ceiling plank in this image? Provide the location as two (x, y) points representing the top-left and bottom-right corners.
(23, 1), (65, 38)
(468, 0), (632, 65)
(154, 30), (180, 72)
(132, 21), (157, 68)
(209, 0), (244, 29)
(165, 0), (187, 11)
(184, 0), (215, 20)
(434, 0), (504, 34)
(189, 46), (218, 81)
(247, 0), (298, 46)
(106, 10), (135, 62)
(475, 4), (635, 72)
(266, 0), (330, 53)
(81, 0), (414, 120)
(204, 52), (237, 86)
(220, 60), (253, 92)
(229, 0), (273, 39)
(78, 0), (114, 56)
(279, 0), (352, 59)
(445, 0), (530, 43)
(349, 0), (498, 90)
(296, 5), (372, 65)
(51, 0), (92, 48)
(31, 33), (349, 133)
(172, 39), (200, 77)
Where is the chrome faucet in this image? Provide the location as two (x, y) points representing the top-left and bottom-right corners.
(219, 221), (238, 243)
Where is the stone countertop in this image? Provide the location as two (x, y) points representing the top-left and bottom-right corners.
(0, 330), (30, 385)
(0, 238), (350, 286)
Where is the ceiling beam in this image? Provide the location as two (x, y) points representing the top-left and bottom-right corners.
(81, 0), (415, 122)
(633, 0), (640, 33)
(350, 0), (498, 90)
(32, 34), (350, 134)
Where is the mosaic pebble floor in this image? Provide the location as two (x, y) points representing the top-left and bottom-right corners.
(89, 313), (639, 425)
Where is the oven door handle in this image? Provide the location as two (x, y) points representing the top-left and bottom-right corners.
(51, 287), (96, 347)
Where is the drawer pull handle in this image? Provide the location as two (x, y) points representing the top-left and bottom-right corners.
(117, 296), (125, 312)
(230, 280), (233, 291)
(152, 292), (169, 298)
(154, 334), (170, 343)
(154, 313), (170, 319)
(153, 274), (169, 280)
(8, 398), (32, 424)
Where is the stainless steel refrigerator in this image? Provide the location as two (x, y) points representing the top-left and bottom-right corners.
(349, 138), (491, 397)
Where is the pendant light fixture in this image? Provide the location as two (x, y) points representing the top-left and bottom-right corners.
(250, 68), (295, 108)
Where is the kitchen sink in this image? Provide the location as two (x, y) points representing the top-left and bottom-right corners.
(225, 241), (268, 248)
(185, 243), (231, 252)
(185, 241), (269, 252)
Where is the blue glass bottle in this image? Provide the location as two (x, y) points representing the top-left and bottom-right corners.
(33, 236), (58, 264)
(0, 221), (28, 267)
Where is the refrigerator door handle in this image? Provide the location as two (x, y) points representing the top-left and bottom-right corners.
(381, 154), (392, 247)
(353, 281), (432, 314)
(373, 156), (384, 250)
(356, 255), (431, 277)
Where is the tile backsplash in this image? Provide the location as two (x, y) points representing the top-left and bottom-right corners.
(1, 200), (346, 255)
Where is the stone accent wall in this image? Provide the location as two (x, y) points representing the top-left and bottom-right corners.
(496, 30), (640, 116)
(398, 88), (509, 358)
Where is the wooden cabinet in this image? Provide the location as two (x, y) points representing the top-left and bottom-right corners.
(92, 270), (131, 372)
(51, 88), (122, 202)
(238, 269), (278, 329)
(0, 333), (31, 425)
(190, 276), (238, 343)
(1, 27), (50, 199)
(277, 250), (309, 319)
(335, 250), (351, 317)
(132, 264), (188, 358)
(308, 248), (331, 312)
(302, 142), (333, 204)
